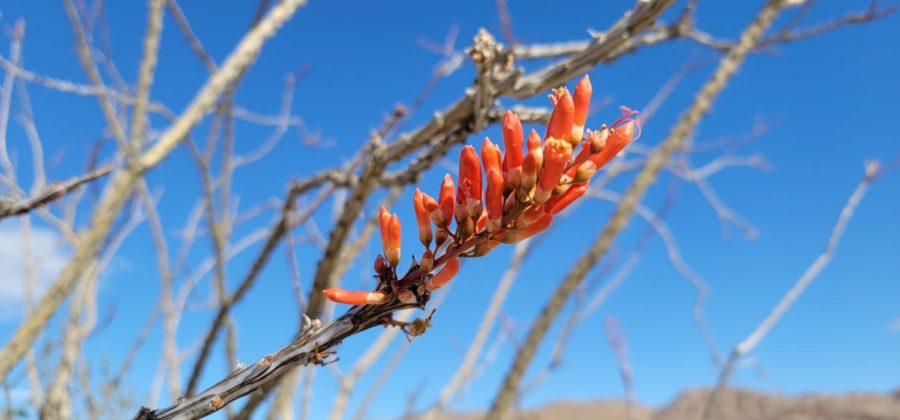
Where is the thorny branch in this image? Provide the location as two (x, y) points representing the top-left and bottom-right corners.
(0, 0), (892, 418)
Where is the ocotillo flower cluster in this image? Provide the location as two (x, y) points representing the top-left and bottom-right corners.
(323, 75), (640, 306)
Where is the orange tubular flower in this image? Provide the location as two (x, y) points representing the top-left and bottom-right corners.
(485, 168), (503, 232)
(413, 189), (433, 248)
(433, 174), (455, 229)
(323, 288), (390, 305)
(546, 89), (575, 144)
(458, 145), (483, 219)
(378, 206), (392, 254)
(501, 111), (524, 185)
(586, 121), (634, 171)
(426, 257), (460, 291)
(571, 75), (592, 143)
(503, 213), (553, 243)
(534, 139), (572, 204)
(544, 182), (588, 215)
(324, 74), (638, 306)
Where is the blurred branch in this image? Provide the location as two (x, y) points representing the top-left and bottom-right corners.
(703, 161), (882, 419)
(128, 0), (165, 152)
(485, 1), (793, 418)
(686, 0), (897, 51)
(0, 0), (309, 383)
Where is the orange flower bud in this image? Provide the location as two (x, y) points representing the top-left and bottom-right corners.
(426, 257), (460, 291)
(413, 189), (433, 248)
(535, 138), (572, 204)
(457, 213), (474, 239)
(544, 182), (588, 214)
(481, 137), (502, 175)
(458, 145), (483, 219)
(383, 213), (402, 267)
(502, 213), (553, 243)
(378, 206), (392, 255)
(435, 228), (449, 247)
(323, 288), (390, 305)
(571, 75), (592, 143)
(546, 88), (575, 144)
(501, 111), (524, 171)
(474, 239), (501, 257)
(420, 249), (434, 273)
(374, 255), (389, 277)
(485, 168), (503, 232)
(434, 174), (455, 228)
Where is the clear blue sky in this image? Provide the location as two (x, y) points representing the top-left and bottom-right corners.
(0, 1), (898, 419)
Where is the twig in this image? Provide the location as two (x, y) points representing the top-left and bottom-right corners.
(166, 0), (218, 73)
(703, 161), (882, 419)
(183, 184), (299, 396)
(328, 310), (415, 420)
(137, 181), (181, 401)
(603, 316), (634, 419)
(62, 0), (129, 149)
(0, 166), (113, 221)
(485, 1), (792, 418)
(421, 240), (532, 420)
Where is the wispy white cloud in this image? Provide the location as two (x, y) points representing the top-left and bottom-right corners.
(0, 221), (69, 320)
(890, 318), (900, 332)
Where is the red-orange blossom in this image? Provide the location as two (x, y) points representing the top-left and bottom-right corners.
(323, 75), (640, 306)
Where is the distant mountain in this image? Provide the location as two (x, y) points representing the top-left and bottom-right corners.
(422, 388), (900, 420)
